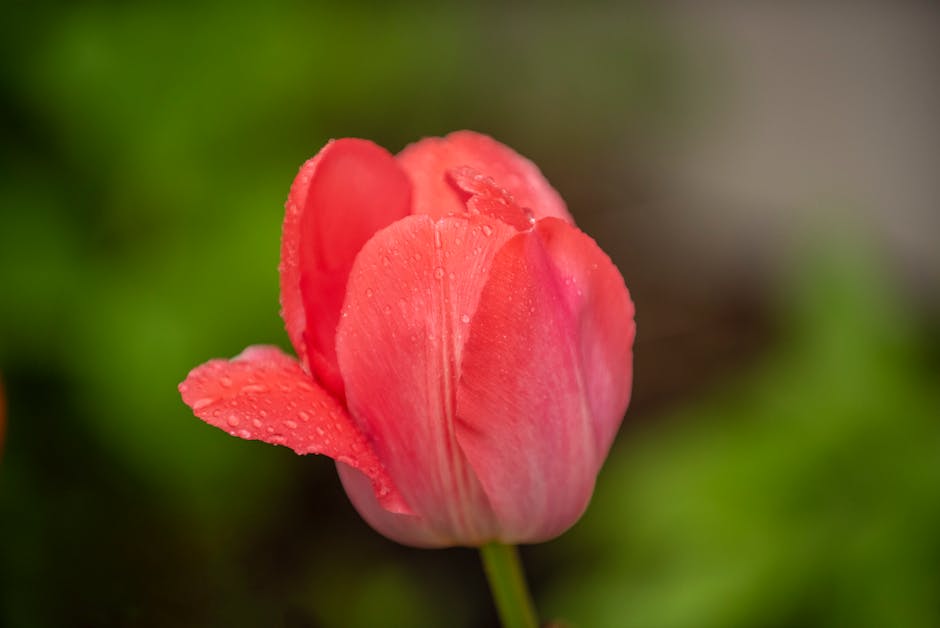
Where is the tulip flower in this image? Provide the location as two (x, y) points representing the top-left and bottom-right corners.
(179, 130), (634, 626)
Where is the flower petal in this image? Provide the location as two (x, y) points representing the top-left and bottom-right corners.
(336, 214), (515, 545)
(446, 166), (534, 231)
(397, 130), (572, 223)
(178, 345), (410, 514)
(280, 139), (412, 396)
(336, 462), (453, 548)
(456, 218), (635, 542)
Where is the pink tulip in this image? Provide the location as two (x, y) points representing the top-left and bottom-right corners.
(179, 131), (635, 547)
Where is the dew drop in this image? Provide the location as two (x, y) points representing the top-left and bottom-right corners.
(316, 426), (325, 436)
(227, 415), (241, 427)
(285, 420), (298, 429)
(382, 255), (390, 267)
(481, 224), (493, 237)
(259, 410), (268, 418)
(382, 304), (392, 315)
(460, 313), (471, 324)
(434, 267), (445, 280)
(237, 429), (252, 439)
(298, 410), (310, 422)
(270, 434), (286, 445)
(252, 418), (263, 428)
(242, 384), (268, 393)
(434, 230), (443, 249)
(220, 376), (233, 388)
(365, 288), (374, 298)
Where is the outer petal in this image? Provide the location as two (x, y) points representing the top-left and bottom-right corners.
(336, 214), (516, 546)
(178, 345), (410, 514)
(456, 218), (635, 543)
(336, 463), (452, 548)
(280, 139), (412, 396)
(397, 130), (572, 223)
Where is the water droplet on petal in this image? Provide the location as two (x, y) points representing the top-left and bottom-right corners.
(382, 255), (391, 267)
(298, 410), (310, 422)
(481, 224), (493, 237)
(285, 420), (298, 429)
(227, 415), (241, 427)
(220, 376), (233, 388)
(242, 384), (268, 393)
(460, 313), (471, 324)
(365, 288), (374, 298)
(434, 267), (445, 280)
(316, 426), (325, 436)
(252, 418), (263, 428)
(237, 429), (252, 439)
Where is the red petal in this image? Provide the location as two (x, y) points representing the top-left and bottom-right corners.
(446, 166), (535, 230)
(456, 218), (635, 542)
(335, 214), (515, 545)
(178, 345), (410, 514)
(397, 130), (572, 223)
(280, 139), (412, 396)
(336, 462), (455, 548)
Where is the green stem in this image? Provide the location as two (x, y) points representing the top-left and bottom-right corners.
(479, 542), (539, 628)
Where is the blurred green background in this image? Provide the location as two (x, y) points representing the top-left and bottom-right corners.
(2, 2), (938, 627)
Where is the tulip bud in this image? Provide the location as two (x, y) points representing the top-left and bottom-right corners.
(180, 131), (634, 547)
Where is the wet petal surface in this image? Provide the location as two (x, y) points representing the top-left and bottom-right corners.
(398, 130), (572, 223)
(336, 214), (515, 544)
(179, 345), (410, 513)
(456, 218), (635, 542)
(446, 166), (534, 230)
(280, 139), (411, 396)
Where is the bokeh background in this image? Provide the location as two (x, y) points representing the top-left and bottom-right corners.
(2, 2), (939, 627)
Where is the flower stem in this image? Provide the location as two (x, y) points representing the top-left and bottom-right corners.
(479, 542), (539, 628)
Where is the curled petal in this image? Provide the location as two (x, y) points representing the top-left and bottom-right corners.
(179, 345), (410, 514)
(280, 139), (412, 396)
(446, 166), (534, 231)
(398, 130), (572, 223)
(336, 214), (515, 545)
(456, 218), (635, 542)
